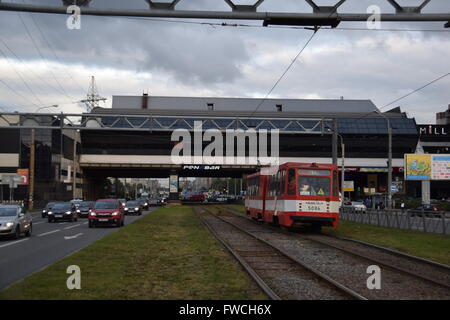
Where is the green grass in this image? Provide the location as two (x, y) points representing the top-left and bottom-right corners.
(229, 204), (450, 265)
(323, 220), (450, 265)
(0, 206), (266, 300)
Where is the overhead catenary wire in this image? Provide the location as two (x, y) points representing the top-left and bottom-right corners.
(26, 8), (86, 94)
(16, 12), (76, 101)
(248, 29), (320, 117)
(0, 45), (46, 107)
(350, 71), (450, 125)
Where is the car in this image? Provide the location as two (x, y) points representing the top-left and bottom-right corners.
(124, 201), (142, 215)
(70, 199), (84, 208)
(409, 204), (441, 217)
(42, 202), (57, 218)
(157, 196), (167, 205)
(0, 204), (33, 239)
(76, 201), (95, 218)
(136, 197), (149, 210)
(89, 199), (125, 228)
(342, 201), (367, 212)
(48, 202), (78, 222)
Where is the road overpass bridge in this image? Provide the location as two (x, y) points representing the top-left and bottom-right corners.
(0, 95), (419, 205)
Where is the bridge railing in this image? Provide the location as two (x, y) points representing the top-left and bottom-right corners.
(0, 112), (335, 134)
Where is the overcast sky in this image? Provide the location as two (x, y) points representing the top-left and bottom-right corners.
(0, 0), (449, 123)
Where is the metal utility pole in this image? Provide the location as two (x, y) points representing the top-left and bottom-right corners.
(332, 119), (338, 166)
(29, 128), (35, 209)
(72, 136), (77, 199)
(376, 111), (393, 209)
(337, 134), (345, 206)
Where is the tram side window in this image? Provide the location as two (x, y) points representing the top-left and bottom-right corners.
(287, 169), (296, 195)
(277, 170), (286, 196)
(268, 172), (280, 197)
(248, 177), (260, 197)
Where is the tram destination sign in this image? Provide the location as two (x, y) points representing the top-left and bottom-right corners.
(404, 154), (450, 181)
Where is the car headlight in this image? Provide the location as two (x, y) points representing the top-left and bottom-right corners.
(5, 222), (14, 227)
(112, 211), (119, 216)
(76, 209), (80, 213)
(144, 203), (148, 206)
(90, 212), (96, 216)
(65, 211), (72, 215)
(48, 211), (53, 215)
(42, 210), (47, 213)
(124, 208), (129, 210)
(135, 207), (139, 210)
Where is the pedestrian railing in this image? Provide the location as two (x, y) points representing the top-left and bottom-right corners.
(339, 208), (450, 235)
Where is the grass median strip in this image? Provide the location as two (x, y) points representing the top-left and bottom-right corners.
(0, 206), (266, 300)
(323, 220), (450, 265)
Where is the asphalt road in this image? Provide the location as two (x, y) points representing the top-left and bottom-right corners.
(0, 207), (158, 290)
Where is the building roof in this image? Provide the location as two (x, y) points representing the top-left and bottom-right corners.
(111, 95), (379, 114)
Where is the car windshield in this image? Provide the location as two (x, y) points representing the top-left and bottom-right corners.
(80, 201), (94, 207)
(298, 176), (330, 196)
(0, 207), (17, 217)
(95, 201), (119, 209)
(52, 203), (72, 210)
(126, 201), (139, 206)
(45, 202), (56, 209)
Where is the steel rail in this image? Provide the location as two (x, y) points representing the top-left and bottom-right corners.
(202, 206), (368, 300)
(328, 235), (450, 272)
(194, 207), (281, 300)
(1, 3), (450, 23)
(219, 206), (450, 291)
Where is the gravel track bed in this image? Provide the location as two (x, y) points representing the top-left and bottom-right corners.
(202, 214), (352, 300)
(306, 234), (450, 288)
(218, 214), (450, 300)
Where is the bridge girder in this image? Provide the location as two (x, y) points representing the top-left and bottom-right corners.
(0, 0), (449, 28)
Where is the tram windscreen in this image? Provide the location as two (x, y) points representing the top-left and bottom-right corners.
(298, 176), (330, 196)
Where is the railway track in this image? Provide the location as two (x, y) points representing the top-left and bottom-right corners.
(195, 206), (367, 300)
(209, 205), (450, 300)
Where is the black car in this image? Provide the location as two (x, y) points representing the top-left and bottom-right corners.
(124, 201), (142, 215)
(47, 202), (78, 222)
(76, 201), (95, 218)
(136, 197), (149, 210)
(42, 202), (57, 218)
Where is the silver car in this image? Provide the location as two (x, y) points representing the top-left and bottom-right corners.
(0, 205), (32, 239)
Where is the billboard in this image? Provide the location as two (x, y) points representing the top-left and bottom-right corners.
(404, 154), (450, 180)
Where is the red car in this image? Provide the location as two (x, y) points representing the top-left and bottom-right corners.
(89, 199), (125, 228)
(187, 194), (206, 202)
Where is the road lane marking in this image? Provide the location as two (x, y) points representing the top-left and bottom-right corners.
(83, 222), (88, 225)
(0, 238), (29, 249)
(64, 224), (81, 230)
(64, 233), (83, 240)
(33, 222), (45, 225)
(37, 229), (61, 237)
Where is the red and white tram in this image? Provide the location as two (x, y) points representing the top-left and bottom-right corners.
(245, 162), (340, 231)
